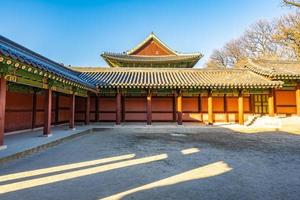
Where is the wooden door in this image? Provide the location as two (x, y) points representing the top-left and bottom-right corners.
(253, 94), (268, 114)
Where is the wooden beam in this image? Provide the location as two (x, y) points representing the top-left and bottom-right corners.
(85, 94), (90, 125)
(238, 90), (244, 125)
(177, 92), (182, 125)
(69, 94), (75, 129)
(0, 77), (7, 147)
(147, 92), (152, 125)
(208, 90), (213, 125)
(268, 89), (275, 117)
(43, 89), (52, 136)
(296, 84), (300, 116)
(116, 92), (121, 125)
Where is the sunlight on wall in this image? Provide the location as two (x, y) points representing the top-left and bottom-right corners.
(187, 113), (202, 121)
(180, 148), (200, 155)
(0, 154), (136, 183)
(100, 161), (232, 200)
(0, 154), (168, 194)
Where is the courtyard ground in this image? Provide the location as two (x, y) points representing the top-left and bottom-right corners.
(0, 127), (300, 200)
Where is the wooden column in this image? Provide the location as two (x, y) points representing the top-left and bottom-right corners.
(43, 88), (52, 136)
(95, 96), (99, 122)
(177, 92), (183, 125)
(208, 90), (213, 125)
(0, 77), (6, 147)
(31, 90), (37, 129)
(296, 84), (300, 116)
(69, 94), (75, 129)
(173, 93), (177, 121)
(116, 92), (121, 125)
(85, 94), (90, 125)
(238, 90), (244, 125)
(268, 89), (275, 117)
(224, 94), (228, 123)
(147, 92), (152, 125)
(198, 94), (202, 122)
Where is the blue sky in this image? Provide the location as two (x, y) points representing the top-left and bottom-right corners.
(0, 0), (292, 68)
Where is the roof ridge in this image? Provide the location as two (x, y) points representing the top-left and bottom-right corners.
(74, 67), (249, 73)
(126, 32), (178, 55)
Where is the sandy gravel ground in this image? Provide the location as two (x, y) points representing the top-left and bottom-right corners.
(0, 127), (299, 200)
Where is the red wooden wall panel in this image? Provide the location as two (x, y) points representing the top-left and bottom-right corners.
(152, 97), (173, 121)
(275, 90), (296, 114)
(152, 97), (173, 112)
(125, 113), (147, 121)
(90, 96), (96, 112)
(152, 113), (173, 121)
(5, 91), (33, 132)
(125, 97), (146, 112)
(201, 97), (208, 112)
(99, 113), (116, 121)
(182, 97), (198, 112)
(99, 97), (116, 112)
(58, 95), (70, 123)
(212, 97), (224, 112)
(75, 97), (86, 122)
(98, 97), (116, 121)
(124, 97), (146, 121)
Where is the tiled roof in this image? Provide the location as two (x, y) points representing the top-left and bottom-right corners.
(101, 53), (202, 68)
(76, 67), (283, 89)
(102, 53), (202, 62)
(245, 59), (300, 79)
(0, 35), (95, 89)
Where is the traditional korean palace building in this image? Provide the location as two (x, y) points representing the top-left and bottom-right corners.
(0, 33), (299, 148)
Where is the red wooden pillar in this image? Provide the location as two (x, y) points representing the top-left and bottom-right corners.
(296, 84), (300, 116)
(268, 88), (275, 117)
(0, 77), (7, 148)
(198, 94), (202, 121)
(85, 94), (90, 125)
(238, 90), (244, 125)
(43, 88), (52, 136)
(69, 94), (75, 129)
(173, 93), (177, 121)
(116, 92), (121, 125)
(224, 94), (229, 123)
(208, 90), (213, 125)
(177, 92), (183, 125)
(147, 93), (152, 125)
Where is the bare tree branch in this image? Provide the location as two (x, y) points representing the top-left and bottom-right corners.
(206, 16), (298, 68)
(274, 12), (300, 58)
(283, 0), (300, 7)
